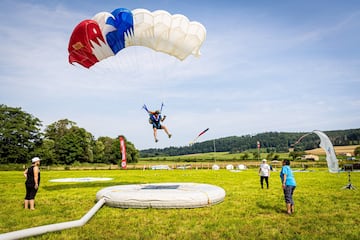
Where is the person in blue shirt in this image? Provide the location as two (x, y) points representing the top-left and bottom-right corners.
(280, 159), (296, 214)
(147, 110), (172, 142)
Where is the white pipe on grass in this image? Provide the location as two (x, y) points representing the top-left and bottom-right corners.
(0, 198), (106, 240)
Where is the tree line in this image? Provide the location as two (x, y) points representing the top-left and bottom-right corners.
(0, 104), (139, 165)
(2, 104), (359, 165)
(140, 129), (360, 157)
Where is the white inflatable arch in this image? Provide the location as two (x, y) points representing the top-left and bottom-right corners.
(96, 182), (226, 208)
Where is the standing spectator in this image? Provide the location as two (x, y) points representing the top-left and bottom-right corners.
(259, 159), (271, 189)
(280, 159), (296, 214)
(24, 157), (41, 210)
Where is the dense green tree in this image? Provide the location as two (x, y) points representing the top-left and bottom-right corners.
(33, 139), (56, 165)
(57, 126), (94, 165)
(121, 136), (139, 163)
(253, 151), (260, 161)
(241, 152), (249, 160)
(266, 152), (274, 160)
(0, 104), (42, 163)
(45, 119), (76, 142)
(289, 151), (306, 161)
(93, 136), (139, 164)
(113, 135), (139, 165)
(44, 119), (94, 165)
(93, 139), (106, 163)
(95, 136), (116, 164)
(354, 146), (360, 157)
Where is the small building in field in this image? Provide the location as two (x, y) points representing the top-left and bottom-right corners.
(301, 154), (319, 161)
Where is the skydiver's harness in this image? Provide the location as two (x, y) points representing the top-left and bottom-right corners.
(149, 114), (161, 125)
(143, 103), (165, 125)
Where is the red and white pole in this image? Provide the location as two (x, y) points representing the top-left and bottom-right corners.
(119, 136), (127, 169)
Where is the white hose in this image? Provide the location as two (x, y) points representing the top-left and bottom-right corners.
(0, 198), (106, 240)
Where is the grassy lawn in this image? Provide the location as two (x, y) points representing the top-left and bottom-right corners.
(0, 168), (359, 239)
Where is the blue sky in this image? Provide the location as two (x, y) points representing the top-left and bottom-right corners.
(1, 0), (359, 150)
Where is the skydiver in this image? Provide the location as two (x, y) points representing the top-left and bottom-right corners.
(147, 109), (172, 142)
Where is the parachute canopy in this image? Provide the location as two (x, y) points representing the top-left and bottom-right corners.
(68, 8), (207, 68)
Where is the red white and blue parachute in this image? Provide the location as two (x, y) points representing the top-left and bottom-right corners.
(68, 8), (207, 68)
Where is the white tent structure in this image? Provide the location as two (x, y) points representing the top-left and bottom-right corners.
(226, 164), (234, 170)
(212, 164), (220, 170)
(238, 164), (247, 170)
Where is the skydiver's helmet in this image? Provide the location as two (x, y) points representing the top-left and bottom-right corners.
(155, 110), (160, 114)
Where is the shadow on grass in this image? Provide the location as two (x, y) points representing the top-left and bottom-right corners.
(43, 181), (144, 191)
(256, 200), (284, 214)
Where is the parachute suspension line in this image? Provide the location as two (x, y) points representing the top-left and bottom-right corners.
(128, 46), (142, 80)
(160, 102), (164, 113)
(88, 64), (107, 75)
(142, 104), (149, 113)
(140, 45), (178, 103)
(146, 50), (167, 101)
(107, 53), (120, 72)
(163, 55), (179, 102)
(142, 103), (164, 114)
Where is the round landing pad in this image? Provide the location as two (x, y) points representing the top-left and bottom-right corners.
(96, 182), (226, 209)
(49, 177), (113, 182)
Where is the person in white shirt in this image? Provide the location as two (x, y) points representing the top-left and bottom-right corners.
(258, 159), (271, 189)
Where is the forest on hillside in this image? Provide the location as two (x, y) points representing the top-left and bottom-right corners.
(140, 129), (360, 157)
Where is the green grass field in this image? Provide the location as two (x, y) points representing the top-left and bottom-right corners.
(0, 168), (359, 239)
